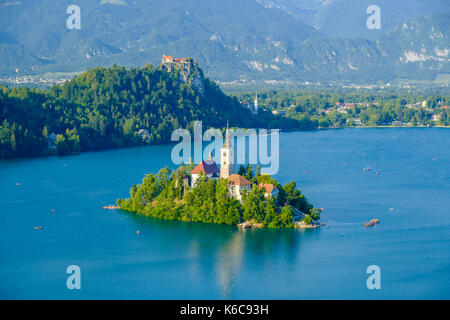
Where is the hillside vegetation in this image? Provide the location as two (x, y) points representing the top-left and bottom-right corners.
(0, 60), (302, 158)
(118, 164), (321, 228)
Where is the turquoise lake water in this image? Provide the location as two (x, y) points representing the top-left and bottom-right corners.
(0, 128), (449, 299)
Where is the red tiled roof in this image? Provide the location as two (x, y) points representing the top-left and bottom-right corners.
(191, 161), (220, 175)
(162, 55), (173, 60)
(227, 174), (252, 186)
(258, 183), (277, 194)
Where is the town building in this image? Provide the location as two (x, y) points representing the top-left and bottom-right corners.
(337, 106), (349, 113)
(272, 110), (286, 116)
(253, 93), (259, 114)
(406, 102), (421, 109)
(243, 94), (259, 114)
(432, 114), (441, 122)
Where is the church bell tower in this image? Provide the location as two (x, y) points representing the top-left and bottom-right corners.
(220, 121), (234, 179)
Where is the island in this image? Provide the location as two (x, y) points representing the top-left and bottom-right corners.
(117, 125), (322, 229)
(1, 56), (448, 160)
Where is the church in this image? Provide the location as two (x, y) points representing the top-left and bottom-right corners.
(190, 122), (252, 201)
(243, 94), (259, 114)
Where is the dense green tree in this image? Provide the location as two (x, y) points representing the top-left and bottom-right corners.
(303, 214), (312, 225)
(2, 63), (306, 159)
(264, 197), (280, 228)
(243, 185), (266, 222)
(279, 206), (294, 228)
(283, 181), (313, 213)
(237, 165), (246, 176)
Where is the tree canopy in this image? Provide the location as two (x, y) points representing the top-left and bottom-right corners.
(0, 64), (303, 159)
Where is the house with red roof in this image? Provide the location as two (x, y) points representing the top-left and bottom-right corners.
(162, 55), (190, 64)
(162, 55), (173, 63)
(191, 160), (220, 187)
(227, 174), (252, 202)
(258, 183), (279, 198)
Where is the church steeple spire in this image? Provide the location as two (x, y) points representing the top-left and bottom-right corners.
(220, 120), (233, 179)
(223, 120), (231, 148)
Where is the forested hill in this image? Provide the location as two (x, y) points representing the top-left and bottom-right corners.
(0, 60), (301, 159)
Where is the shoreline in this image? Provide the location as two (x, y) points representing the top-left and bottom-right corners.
(1, 125), (448, 161)
(318, 125), (450, 130)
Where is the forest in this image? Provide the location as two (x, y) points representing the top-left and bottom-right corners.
(0, 62), (302, 159)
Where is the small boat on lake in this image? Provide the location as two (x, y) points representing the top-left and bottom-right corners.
(364, 219), (380, 227)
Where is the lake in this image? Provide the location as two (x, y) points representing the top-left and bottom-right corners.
(0, 128), (449, 299)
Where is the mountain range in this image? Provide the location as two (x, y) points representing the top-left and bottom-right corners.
(0, 0), (448, 83)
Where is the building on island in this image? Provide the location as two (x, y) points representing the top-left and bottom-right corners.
(258, 183), (279, 198)
(189, 121), (266, 202)
(220, 121), (234, 179)
(227, 174), (252, 202)
(190, 121), (235, 188)
(190, 160), (220, 187)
